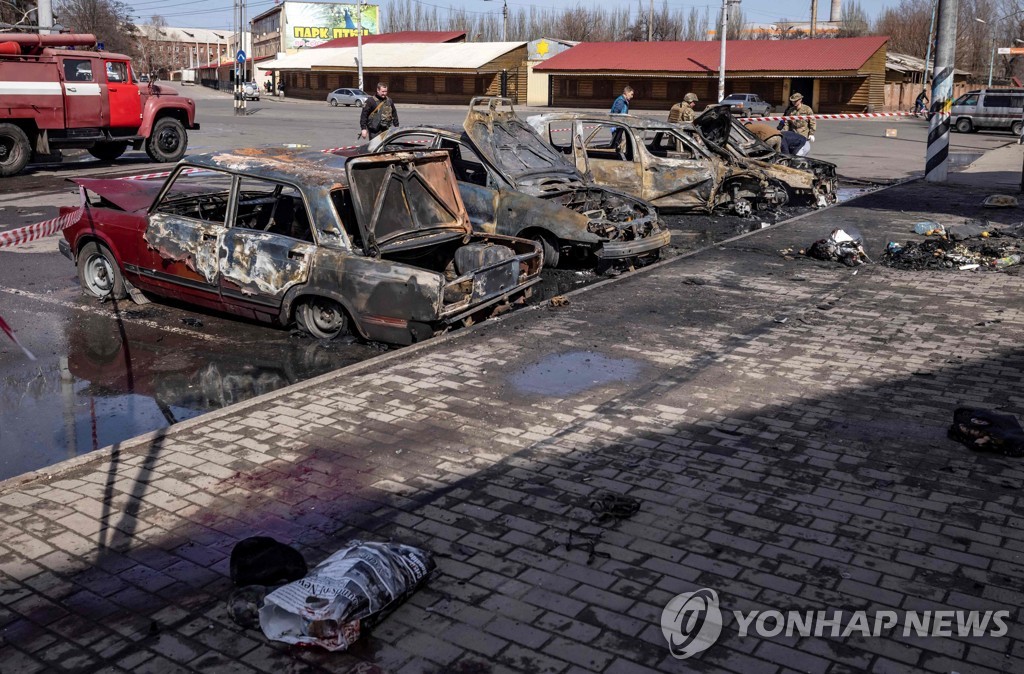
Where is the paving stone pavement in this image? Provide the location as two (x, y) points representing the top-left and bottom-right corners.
(2, 177), (1024, 674)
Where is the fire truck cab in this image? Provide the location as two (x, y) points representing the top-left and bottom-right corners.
(0, 33), (200, 177)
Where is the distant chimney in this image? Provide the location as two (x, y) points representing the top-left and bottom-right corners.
(831, 0), (842, 22)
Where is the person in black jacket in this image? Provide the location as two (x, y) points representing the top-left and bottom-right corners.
(359, 83), (400, 140)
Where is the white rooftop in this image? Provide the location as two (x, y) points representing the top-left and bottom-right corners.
(261, 42), (527, 71)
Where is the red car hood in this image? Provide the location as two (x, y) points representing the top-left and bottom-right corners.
(71, 178), (164, 213)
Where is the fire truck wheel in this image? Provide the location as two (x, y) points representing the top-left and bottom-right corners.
(146, 118), (188, 163)
(0, 123), (31, 177)
(88, 142), (129, 162)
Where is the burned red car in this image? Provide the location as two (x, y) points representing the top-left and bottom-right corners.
(58, 149), (542, 345)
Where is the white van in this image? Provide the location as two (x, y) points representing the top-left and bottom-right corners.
(950, 88), (1024, 134)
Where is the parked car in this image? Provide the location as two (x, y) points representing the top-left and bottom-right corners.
(242, 82), (260, 101)
(692, 105), (838, 207)
(327, 88), (369, 107)
(718, 93), (772, 117)
(360, 97), (669, 268)
(58, 148), (542, 345)
(528, 112), (795, 215)
(950, 88), (1024, 135)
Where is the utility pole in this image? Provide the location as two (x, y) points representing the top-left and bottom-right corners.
(357, 0), (364, 91)
(36, 0), (53, 34)
(234, 0), (247, 115)
(810, 0), (817, 38)
(925, 0), (958, 182)
(502, 0), (508, 41)
(648, 0), (654, 42)
(718, 0), (738, 102)
(922, 0), (938, 90)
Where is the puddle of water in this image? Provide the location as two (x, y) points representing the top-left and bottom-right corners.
(508, 351), (642, 396)
(836, 187), (879, 203)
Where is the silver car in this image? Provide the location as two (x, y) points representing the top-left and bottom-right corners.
(719, 93), (772, 117)
(327, 88), (369, 107)
(950, 89), (1024, 135)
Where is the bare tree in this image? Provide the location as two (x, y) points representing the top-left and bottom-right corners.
(55, 0), (139, 55)
(837, 1), (870, 37)
(0, 0), (35, 28)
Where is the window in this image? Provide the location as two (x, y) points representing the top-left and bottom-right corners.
(445, 77), (463, 94)
(106, 61), (128, 83)
(234, 177), (313, 242)
(957, 94), (979, 106)
(643, 129), (695, 160)
(593, 80), (612, 100)
(982, 94), (1024, 108)
(439, 139), (488, 185)
(416, 76), (433, 93)
(582, 123), (634, 162)
(631, 81), (653, 99)
(548, 123), (574, 154)
(63, 58), (93, 82)
(154, 170), (234, 224)
(474, 76), (491, 94)
(389, 77), (404, 92)
(556, 78), (579, 98)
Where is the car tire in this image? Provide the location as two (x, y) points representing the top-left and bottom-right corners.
(530, 233), (560, 268)
(0, 122), (32, 177)
(330, 99), (338, 106)
(1012, 121), (1023, 136)
(955, 117), (973, 133)
(88, 142), (129, 162)
(77, 241), (127, 300)
(146, 117), (188, 163)
(296, 297), (350, 340)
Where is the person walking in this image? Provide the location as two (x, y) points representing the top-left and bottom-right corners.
(360, 82), (399, 141)
(914, 89), (929, 115)
(744, 121), (783, 152)
(781, 92), (816, 142)
(609, 86), (634, 153)
(668, 93), (699, 123)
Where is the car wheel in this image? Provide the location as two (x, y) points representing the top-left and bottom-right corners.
(330, 99), (338, 106)
(955, 118), (973, 133)
(1012, 121), (1023, 136)
(77, 242), (127, 299)
(146, 117), (188, 163)
(88, 142), (129, 162)
(296, 297), (350, 339)
(529, 233), (560, 268)
(0, 122), (32, 177)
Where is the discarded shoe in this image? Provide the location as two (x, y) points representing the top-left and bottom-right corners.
(983, 194), (1019, 208)
(949, 408), (1024, 457)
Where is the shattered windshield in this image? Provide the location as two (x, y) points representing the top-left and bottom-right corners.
(471, 119), (576, 180)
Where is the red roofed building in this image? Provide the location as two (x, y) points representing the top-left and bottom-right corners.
(534, 36), (888, 113)
(313, 31), (466, 49)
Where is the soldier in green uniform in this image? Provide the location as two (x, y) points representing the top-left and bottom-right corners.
(783, 92), (816, 141)
(668, 93), (699, 124)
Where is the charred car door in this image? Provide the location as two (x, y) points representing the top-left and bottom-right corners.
(575, 121), (644, 197)
(638, 129), (718, 208)
(218, 176), (316, 318)
(140, 168), (233, 304)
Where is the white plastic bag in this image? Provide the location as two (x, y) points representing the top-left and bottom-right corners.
(259, 541), (434, 651)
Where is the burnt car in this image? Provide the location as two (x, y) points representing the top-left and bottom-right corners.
(693, 105), (837, 206)
(527, 112), (816, 216)
(363, 97), (669, 268)
(58, 149), (542, 345)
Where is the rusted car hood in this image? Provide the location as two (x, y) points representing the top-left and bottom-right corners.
(463, 97), (580, 186)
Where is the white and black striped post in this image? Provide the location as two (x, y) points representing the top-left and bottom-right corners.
(925, 0), (959, 182)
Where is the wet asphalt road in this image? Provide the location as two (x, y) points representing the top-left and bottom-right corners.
(0, 87), (1013, 480)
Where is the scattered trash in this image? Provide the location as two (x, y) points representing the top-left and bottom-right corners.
(774, 316), (789, 324)
(230, 537), (308, 587)
(180, 317), (204, 328)
(760, 222), (771, 229)
(959, 264), (980, 271)
(994, 254), (1021, 269)
(983, 194), (1019, 208)
(804, 229), (871, 266)
(588, 492), (641, 526)
(885, 128), (898, 138)
(259, 541), (435, 651)
(882, 232), (1024, 271)
(550, 295), (570, 307)
(228, 585), (268, 629)
(914, 221), (945, 236)
(948, 408), (1024, 457)
(565, 531), (610, 565)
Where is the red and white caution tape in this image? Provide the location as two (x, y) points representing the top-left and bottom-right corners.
(0, 205), (84, 250)
(122, 167), (205, 181)
(0, 314), (35, 361)
(321, 145), (361, 153)
(745, 111), (919, 122)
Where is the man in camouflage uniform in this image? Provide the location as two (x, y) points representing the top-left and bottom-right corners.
(668, 93), (699, 123)
(782, 92), (816, 142)
(360, 82), (400, 141)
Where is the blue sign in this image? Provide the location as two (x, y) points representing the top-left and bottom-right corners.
(236, 50), (246, 63)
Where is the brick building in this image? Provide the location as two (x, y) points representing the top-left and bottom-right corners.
(136, 26), (231, 80)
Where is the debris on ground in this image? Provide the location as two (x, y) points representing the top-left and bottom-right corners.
(949, 408), (1024, 457)
(228, 585), (268, 629)
(882, 225), (1024, 270)
(259, 541), (435, 651)
(983, 194), (1019, 208)
(180, 317), (203, 328)
(230, 536), (308, 587)
(804, 229), (871, 266)
(550, 295), (570, 307)
(588, 492), (641, 525)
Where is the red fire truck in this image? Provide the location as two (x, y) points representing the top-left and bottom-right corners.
(0, 33), (200, 177)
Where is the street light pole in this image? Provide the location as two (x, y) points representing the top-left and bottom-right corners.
(718, 0), (738, 103)
(357, 0), (364, 91)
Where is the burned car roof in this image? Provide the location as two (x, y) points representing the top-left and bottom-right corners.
(184, 148), (356, 190)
